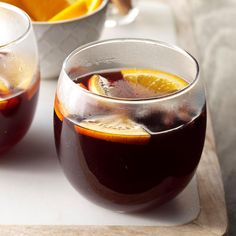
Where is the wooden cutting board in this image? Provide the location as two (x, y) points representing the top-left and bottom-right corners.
(0, 0), (227, 235)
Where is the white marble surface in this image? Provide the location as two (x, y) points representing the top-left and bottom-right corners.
(189, 0), (236, 234)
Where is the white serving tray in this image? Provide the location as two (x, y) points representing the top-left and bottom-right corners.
(0, 0), (200, 226)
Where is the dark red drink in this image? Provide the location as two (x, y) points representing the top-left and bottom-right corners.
(0, 3), (41, 155)
(0, 75), (40, 154)
(54, 68), (206, 211)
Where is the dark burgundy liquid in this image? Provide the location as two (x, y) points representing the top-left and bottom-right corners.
(54, 71), (206, 210)
(0, 77), (40, 154)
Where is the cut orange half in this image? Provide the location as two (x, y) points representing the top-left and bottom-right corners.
(121, 68), (188, 96)
(49, 0), (88, 22)
(74, 115), (150, 144)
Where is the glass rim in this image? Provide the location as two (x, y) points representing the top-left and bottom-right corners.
(0, 2), (32, 49)
(62, 38), (200, 104)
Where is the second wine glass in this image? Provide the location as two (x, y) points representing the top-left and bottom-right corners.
(0, 3), (40, 154)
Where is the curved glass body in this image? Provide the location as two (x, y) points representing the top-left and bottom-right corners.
(54, 39), (206, 212)
(0, 3), (40, 154)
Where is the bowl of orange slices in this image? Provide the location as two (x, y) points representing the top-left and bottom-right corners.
(2, 0), (109, 79)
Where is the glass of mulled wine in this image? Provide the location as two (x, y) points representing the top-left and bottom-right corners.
(54, 39), (206, 212)
(0, 3), (40, 155)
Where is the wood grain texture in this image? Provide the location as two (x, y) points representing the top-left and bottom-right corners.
(0, 0), (228, 235)
(0, 225), (226, 236)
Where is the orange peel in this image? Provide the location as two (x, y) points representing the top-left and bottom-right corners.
(74, 115), (150, 144)
(54, 96), (68, 122)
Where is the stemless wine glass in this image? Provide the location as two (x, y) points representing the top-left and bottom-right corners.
(54, 39), (206, 212)
(0, 3), (40, 154)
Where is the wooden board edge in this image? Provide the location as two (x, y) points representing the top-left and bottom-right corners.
(0, 225), (223, 236)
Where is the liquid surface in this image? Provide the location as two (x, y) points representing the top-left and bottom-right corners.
(74, 68), (188, 99)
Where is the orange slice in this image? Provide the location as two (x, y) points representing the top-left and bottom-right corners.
(74, 115), (150, 144)
(88, 74), (112, 96)
(54, 96), (68, 122)
(49, 0), (88, 22)
(121, 69), (188, 96)
(20, 0), (70, 21)
(86, 0), (102, 13)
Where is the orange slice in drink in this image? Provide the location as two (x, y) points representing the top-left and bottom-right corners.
(87, 69), (188, 98)
(54, 97), (68, 122)
(54, 83), (86, 121)
(74, 115), (150, 144)
(121, 68), (188, 96)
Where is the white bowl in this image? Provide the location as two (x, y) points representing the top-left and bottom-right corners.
(33, 0), (109, 79)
